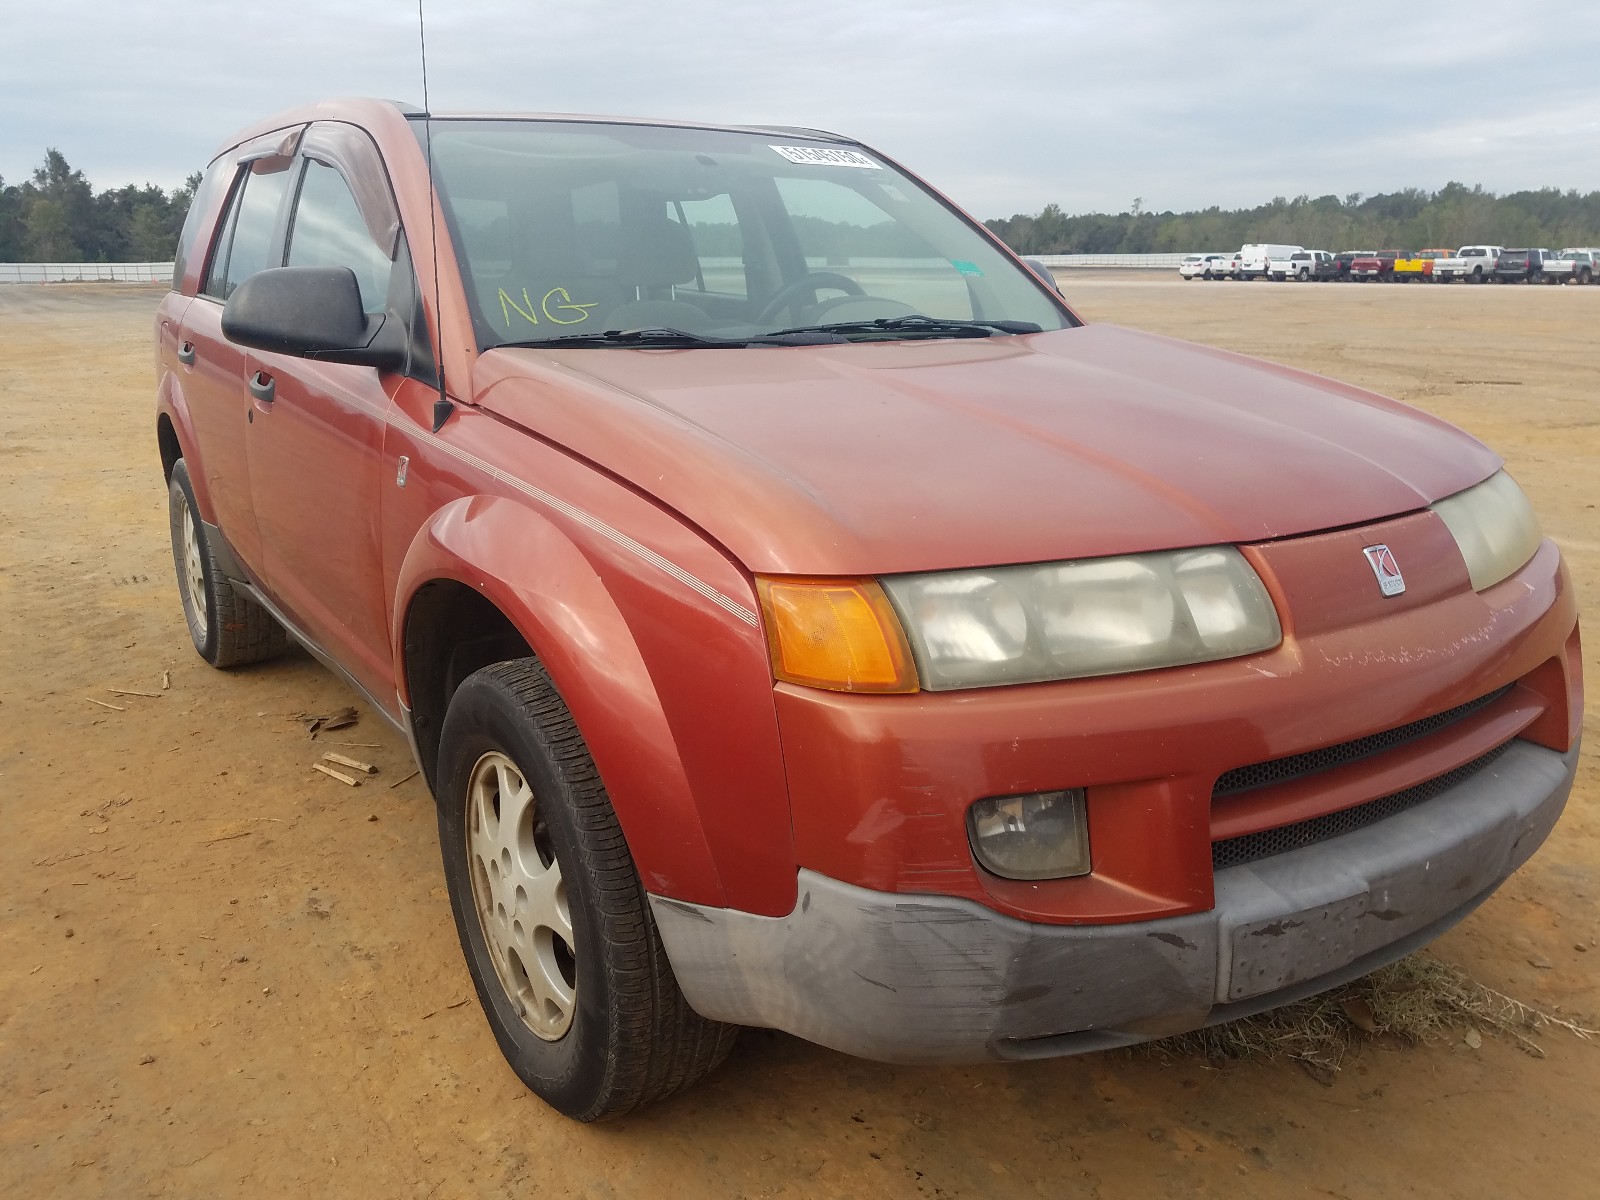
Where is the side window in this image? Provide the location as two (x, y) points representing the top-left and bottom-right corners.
(286, 159), (395, 314)
(202, 160), (296, 301)
(675, 195), (745, 297)
(172, 159), (231, 292)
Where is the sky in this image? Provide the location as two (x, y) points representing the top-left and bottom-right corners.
(4, 0), (1599, 220)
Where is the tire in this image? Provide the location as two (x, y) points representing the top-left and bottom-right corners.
(435, 659), (737, 1121)
(1581, 268), (1593, 285)
(1297, 268), (1310, 281)
(167, 459), (291, 668)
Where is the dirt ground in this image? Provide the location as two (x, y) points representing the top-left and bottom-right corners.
(1, 276), (1595, 1199)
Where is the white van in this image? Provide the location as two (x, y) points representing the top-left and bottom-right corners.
(1238, 243), (1304, 280)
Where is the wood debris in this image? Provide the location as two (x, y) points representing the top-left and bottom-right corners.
(86, 697), (125, 711)
(388, 769), (421, 789)
(295, 707), (359, 738)
(312, 762), (361, 786)
(321, 752), (377, 775)
(108, 688), (160, 698)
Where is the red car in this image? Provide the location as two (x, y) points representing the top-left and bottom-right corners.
(156, 100), (1583, 1120)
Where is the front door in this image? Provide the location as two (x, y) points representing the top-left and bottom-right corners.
(244, 133), (418, 705)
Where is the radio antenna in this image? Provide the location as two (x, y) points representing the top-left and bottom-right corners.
(418, 0), (453, 433)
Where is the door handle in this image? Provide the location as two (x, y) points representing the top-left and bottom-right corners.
(249, 371), (276, 405)
(178, 340), (196, 366)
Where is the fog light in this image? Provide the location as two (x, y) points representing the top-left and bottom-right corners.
(967, 789), (1090, 880)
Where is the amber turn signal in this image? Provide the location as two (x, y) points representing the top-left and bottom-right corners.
(755, 577), (919, 693)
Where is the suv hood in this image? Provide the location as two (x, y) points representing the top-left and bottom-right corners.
(473, 325), (1497, 576)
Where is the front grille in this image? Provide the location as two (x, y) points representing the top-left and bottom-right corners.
(1213, 686), (1511, 798)
(1211, 742), (1511, 871)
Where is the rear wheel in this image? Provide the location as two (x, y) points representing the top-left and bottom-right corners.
(435, 659), (737, 1121)
(1580, 268), (1592, 285)
(167, 459), (290, 668)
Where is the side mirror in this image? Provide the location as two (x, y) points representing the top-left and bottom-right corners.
(1021, 257), (1064, 296)
(222, 266), (406, 370)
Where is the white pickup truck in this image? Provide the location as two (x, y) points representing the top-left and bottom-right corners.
(1268, 250), (1334, 281)
(1238, 243), (1304, 280)
(1539, 248), (1598, 285)
(1433, 245), (1502, 283)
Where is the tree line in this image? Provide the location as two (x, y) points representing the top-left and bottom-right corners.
(984, 184), (1600, 255)
(0, 149), (198, 263)
(8, 149), (1600, 264)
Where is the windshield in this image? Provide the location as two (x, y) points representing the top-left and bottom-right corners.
(415, 119), (1071, 348)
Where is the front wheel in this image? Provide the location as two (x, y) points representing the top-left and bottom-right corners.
(435, 659), (737, 1121)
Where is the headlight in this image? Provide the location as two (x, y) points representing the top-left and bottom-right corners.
(1430, 470), (1543, 591)
(881, 547), (1281, 690)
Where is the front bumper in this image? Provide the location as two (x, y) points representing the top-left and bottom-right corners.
(652, 739), (1578, 1064)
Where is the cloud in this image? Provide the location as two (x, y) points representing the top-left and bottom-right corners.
(2, 0), (1597, 217)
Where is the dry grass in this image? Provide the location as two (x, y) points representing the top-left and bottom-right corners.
(1143, 954), (1597, 1078)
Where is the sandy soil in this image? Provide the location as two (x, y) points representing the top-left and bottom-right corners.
(1, 278), (1595, 1199)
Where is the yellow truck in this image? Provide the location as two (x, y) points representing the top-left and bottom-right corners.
(1393, 248), (1455, 283)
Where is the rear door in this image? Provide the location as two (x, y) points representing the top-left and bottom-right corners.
(242, 122), (432, 704)
(176, 130), (303, 574)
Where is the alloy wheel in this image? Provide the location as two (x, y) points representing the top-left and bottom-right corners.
(465, 750), (576, 1040)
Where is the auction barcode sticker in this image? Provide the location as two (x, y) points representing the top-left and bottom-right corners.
(770, 145), (882, 169)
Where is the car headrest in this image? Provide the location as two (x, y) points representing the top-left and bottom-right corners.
(622, 216), (699, 288)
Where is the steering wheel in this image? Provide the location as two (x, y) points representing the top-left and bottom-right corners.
(755, 272), (865, 323)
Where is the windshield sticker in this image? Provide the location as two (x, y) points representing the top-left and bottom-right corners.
(498, 286), (599, 328)
(950, 260), (984, 277)
(770, 145), (882, 169)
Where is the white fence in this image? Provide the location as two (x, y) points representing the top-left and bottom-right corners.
(1031, 254), (1187, 270)
(0, 262), (174, 284)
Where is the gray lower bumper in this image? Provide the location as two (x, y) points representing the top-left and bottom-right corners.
(650, 739), (1580, 1064)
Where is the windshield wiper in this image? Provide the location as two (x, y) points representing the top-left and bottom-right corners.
(764, 315), (1043, 341)
(497, 316), (1042, 351)
(503, 325), (852, 350)
(501, 327), (753, 350)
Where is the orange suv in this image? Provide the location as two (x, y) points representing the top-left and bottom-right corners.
(155, 99), (1582, 1120)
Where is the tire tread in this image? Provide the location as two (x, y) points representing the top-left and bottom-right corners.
(471, 658), (736, 1120)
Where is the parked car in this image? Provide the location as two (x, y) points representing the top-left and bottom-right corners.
(1494, 248), (1554, 283)
(1540, 248), (1599, 284)
(156, 99), (1583, 1121)
(1393, 249), (1455, 282)
(1238, 243), (1304, 280)
(1350, 250), (1406, 282)
(1269, 250), (1335, 281)
(1330, 251), (1375, 281)
(1179, 254), (1230, 280)
(1433, 245), (1502, 283)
